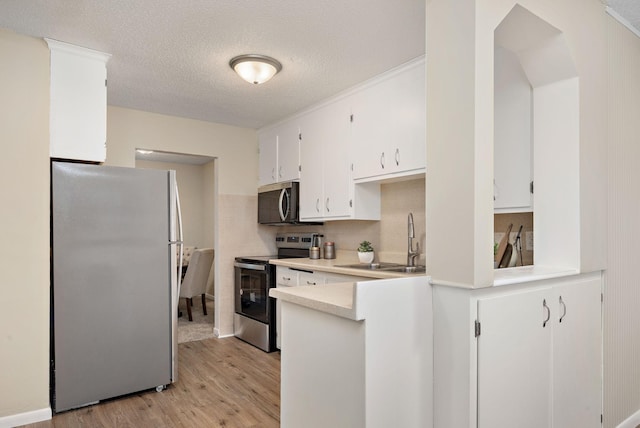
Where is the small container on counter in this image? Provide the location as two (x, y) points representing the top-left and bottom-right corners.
(309, 246), (321, 259)
(323, 241), (335, 259)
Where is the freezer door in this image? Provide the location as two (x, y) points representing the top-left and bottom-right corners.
(52, 162), (174, 412)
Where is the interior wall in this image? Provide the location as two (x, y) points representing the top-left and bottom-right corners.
(105, 107), (267, 337)
(136, 159), (216, 295)
(135, 160), (209, 249)
(605, 13), (640, 428)
(0, 29), (51, 420)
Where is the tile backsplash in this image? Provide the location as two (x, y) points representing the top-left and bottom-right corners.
(279, 177), (426, 264)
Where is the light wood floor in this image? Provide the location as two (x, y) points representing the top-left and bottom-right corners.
(23, 337), (281, 428)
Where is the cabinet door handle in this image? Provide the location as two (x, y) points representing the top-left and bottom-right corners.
(272, 168), (276, 180)
(559, 296), (567, 323)
(278, 166), (283, 178)
(326, 197), (330, 213)
(543, 299), (550, 328)
(395, 148), (400, 166)
(380, 152), (385, 169)
(282, 276), (291, 281)
(306, 280), (316, 285)
(316, 198), (320, 213)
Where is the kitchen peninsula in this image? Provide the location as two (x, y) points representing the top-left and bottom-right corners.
(269, 275), (431, 428)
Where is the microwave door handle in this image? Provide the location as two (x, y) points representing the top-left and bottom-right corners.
(279, 188), (290, 221)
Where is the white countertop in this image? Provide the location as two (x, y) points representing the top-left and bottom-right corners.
(492, 265), (579, 286)
(269, 256), (426, 279)
(270, 282), (361, 320)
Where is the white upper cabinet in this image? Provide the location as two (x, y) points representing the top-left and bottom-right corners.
(494, 46), (533, 212)
(258, 121), (300, 186)
(258, 127), (278, 185)
(46, 39), (111, 162)
(277, 120), (302, 183)
(299, 99), (352, 220)
(351, 59), (426, 181)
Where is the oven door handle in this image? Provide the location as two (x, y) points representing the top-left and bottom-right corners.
(234, 262), (267, 271)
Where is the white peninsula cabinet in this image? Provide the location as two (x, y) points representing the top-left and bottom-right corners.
(274, 266), (370, 349)
(271, 276), (432, 428)
(433, 272), (602, 428)
(46, 39), (111, 162)
(350, 59), (426, 182)
(258, 120), (300, 186)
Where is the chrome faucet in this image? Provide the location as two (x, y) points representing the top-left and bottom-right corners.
(407, 212), (420, 267)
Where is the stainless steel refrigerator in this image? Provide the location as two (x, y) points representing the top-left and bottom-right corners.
(51, 161), (182, 412)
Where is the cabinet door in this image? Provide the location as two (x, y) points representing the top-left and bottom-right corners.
(322, 98), (352, 218)
(275, 267), (299, 350)
(494, 46), (533, 212)
(278, 121), (301, 183)
(298, 271), (326, 287)
(351, 77), (392, 180)
(299, 111), (325, 220)
(385, 61), (426, 176)
(258, 128), (278, 185)
(477, 288), (552, 428)
(48, 40), (110, 162)
(552, 278), (602, 427)
(351, 61), (426, 180)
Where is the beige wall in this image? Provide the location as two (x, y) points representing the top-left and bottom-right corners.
(0, 30), (50, 419)
(605, 14), (640, 428)
(135, 159), (213, 249)
(106, 106), (257, 195)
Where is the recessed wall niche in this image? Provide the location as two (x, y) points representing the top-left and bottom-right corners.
(494, 4), (580, 270)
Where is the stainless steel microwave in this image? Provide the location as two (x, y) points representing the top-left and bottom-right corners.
(258, 181), (301, 225)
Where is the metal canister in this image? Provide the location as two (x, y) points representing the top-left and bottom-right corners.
(323, 241), (335, 259)
(309, 246), (321, 259)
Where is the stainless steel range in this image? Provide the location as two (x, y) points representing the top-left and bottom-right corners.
(233, 232), (317, 352)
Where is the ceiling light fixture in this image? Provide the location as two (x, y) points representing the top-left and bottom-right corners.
(229, 54), (282, 85)
(136, 149), (154, 155)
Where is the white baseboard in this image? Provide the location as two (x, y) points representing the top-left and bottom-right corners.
(0, 407), (51, 428)
(618, 408), (640, 428)
(214, 327), (234, 339)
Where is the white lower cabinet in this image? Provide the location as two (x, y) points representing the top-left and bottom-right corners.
(434, 272), (602, 428)
(477, 287), (552, 428)
(275, 266), (370, 349)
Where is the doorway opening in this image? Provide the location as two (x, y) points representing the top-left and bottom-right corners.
(135, 149), (217, 343)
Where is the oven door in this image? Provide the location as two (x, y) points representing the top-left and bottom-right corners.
(234, 261), (271, 324)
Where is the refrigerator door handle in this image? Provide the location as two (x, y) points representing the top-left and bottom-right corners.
(175, 180), (184, 295)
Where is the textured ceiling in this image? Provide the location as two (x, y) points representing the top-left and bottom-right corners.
(0, 2), (638, 131)
(608, 0), (640, 31)
(0, 0), (425, 129)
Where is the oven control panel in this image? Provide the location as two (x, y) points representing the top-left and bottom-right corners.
(275, 232), (317, 249)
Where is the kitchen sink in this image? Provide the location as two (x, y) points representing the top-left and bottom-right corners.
(337, 262), (405, 270)
(337, 262), (426, 274)
(379, 265), (426, 274)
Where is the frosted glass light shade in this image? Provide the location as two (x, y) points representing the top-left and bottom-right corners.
(230, 55), (282, 85)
